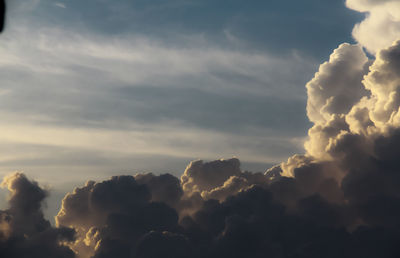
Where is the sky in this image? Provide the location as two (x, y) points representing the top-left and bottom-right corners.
(3, 0), (400, 257)
(0, 0), (362, 195)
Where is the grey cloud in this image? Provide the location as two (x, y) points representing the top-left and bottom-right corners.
(135, 231), (192, 258)
(56, 175), (181, 257)
(200, 176), (250, 201)
(0, 173), (75, 258)
(50, 141), (400, 258)
(181, 158), (241, 195)
(56, 176), (151, 230)
(134, 173), (183, 209)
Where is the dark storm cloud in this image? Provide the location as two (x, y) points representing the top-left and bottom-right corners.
(134, 173), (183, 209)
(0, 173), (75, 258)
(135, 231), (192, 258)
(56, 175), (181, 257)
(53, 153), (400, 258)
(28, 0), (362, 59)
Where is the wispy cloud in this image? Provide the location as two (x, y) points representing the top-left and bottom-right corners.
(0, 24), (313, 184)
(53, 2), (66, 9)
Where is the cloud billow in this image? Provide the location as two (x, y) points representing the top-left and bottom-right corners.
(346, 0), (400, 54)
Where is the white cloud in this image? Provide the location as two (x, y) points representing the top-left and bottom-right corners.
(346, 0), (400, 53)
(0, 26), (314, 98)
(54, 2), (66, 9)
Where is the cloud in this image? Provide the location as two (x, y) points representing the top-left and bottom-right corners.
(181, 158), (268, 202)
(346, 0), (396, 11)
(306, 43), (369, 125)
(0, 173), (75, 258)
(276, 31), (400, 237)
(4, 1), (400, 258)
(56, 175), (181, 258)
(0, 22), (312, 181)
(54, 3), (66, 9)
(53, 159), (270, 257)
(346, 0), (400, 53)
(181, 158), (242, 195)
(134, 173), (183, 209)
(135, 231), (192, 258)
(13, 0), (360, 59)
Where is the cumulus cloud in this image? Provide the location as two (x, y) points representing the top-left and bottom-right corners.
(0, 173), (75, 258)
(274, 21), (400, 249)
(56, 175), (180, 258)
(134, 173), (183, 209)
(181, 158), (242, 196)
(306, 43), (369, 125)
(346, 0), (400, 53)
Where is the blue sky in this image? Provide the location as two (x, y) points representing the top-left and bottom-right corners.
(26, 0), (362, 58)
(0, 0), (363, 214)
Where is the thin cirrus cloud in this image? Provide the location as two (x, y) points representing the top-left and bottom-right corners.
(0, 0), (343, 187)
(24, 0), (362, 58)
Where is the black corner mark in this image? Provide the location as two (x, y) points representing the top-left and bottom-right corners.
(0, 0), (5, 32)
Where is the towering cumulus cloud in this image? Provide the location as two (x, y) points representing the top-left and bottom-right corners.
(3, 1), (400, 258)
